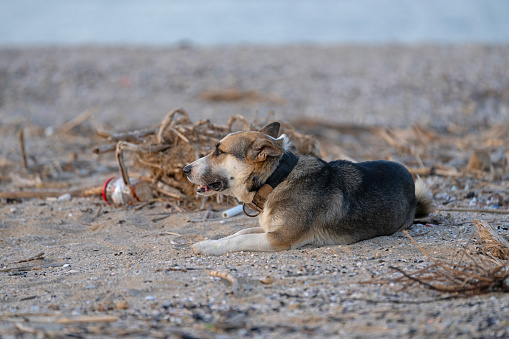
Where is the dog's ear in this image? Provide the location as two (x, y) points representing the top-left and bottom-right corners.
(259, 122), (280, 139)
(246, 137), (284, 162)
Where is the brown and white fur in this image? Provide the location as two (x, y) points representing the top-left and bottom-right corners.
(183, 122), (433, 256)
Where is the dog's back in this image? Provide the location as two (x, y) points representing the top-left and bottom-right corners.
(267, 156), (432, 246)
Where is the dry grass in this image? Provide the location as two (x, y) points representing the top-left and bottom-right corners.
(382, 229), (509, 296)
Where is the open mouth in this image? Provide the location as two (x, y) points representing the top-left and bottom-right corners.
(197, 181), (225, 193)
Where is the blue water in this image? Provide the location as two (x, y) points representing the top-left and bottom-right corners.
(1, 0), (508, 45)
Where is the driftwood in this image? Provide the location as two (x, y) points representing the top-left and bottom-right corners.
(56, 315), (119, 324)
(0, 186), (102, 200)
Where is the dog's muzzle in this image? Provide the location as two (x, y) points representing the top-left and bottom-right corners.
(183, 164), (226, 194)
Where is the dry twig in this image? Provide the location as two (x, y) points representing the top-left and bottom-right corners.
(18, 129), (28, 169)
(0, 262), (68, 273)
(383, 231), (509, 295)
(210, 270), (239, 293)
(56, 315), (119, 324)
(438, 207), (509, 215)
(474, 219), (509, 260)
(10, 252), (45, 264)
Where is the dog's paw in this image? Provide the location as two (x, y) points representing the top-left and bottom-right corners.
(192, 240), (225, 256)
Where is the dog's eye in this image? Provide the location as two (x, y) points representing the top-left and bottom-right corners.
(214, 148), (225, 156)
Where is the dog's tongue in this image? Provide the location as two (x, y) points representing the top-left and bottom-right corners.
(197, 185), (209, 193)
(197, 182), (222, 193)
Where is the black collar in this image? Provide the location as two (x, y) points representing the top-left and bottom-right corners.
(265, 151), (299, 188)
(244, 151), (299, 217)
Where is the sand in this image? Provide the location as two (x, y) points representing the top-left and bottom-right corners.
(1, 44), (509, 338)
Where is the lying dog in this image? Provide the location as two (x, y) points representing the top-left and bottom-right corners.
(183, 122), (433, 256)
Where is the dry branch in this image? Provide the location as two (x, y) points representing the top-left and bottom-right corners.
(10, 252), (45, 264)
(18, 129), (28, 169)
(0, 186), (102, 200)
(438, 207), (509, 215)
(0, 262), (68, 273)
(56, 315), (119, 324)
(384, 231), (509, 295)
(474, 219), (509, 260)
(57, 109), (94, 134)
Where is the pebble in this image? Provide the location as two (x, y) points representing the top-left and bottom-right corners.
(260, 275), (275, 284)
(116, 300), (129, 310)
(57, 193), (72, 202)
(44, 126), (55, 136)
(85, 284), (96, 289)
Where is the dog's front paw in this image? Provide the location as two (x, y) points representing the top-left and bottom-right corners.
(192, 240), (225, 256)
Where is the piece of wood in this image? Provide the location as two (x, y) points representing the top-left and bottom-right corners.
(438, 207), (509, 215)
(0, 262), (68, 273)
(0, 186), (103, 200)
(55, 315), (119, 324)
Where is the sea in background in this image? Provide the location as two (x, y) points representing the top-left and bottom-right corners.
(1, 0), (508, 46)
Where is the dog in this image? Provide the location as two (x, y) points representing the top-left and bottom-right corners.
(183, 122), (433, 256)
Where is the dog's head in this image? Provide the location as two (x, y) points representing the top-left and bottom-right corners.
(183, 122), (290, 203)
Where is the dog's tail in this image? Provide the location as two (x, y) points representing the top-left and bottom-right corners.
(414, 178), (434, 219)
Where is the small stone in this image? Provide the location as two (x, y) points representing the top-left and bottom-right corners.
(44, 126), (55, 136)
(260, 275), (275, 284)
(288, 303), (300, 310)
(57, 193), (72, 202)
(85, 284), (96, 289)
(116, 300), (129, 309)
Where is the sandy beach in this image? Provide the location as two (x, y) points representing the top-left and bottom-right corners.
(1, 44), (509, 338)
